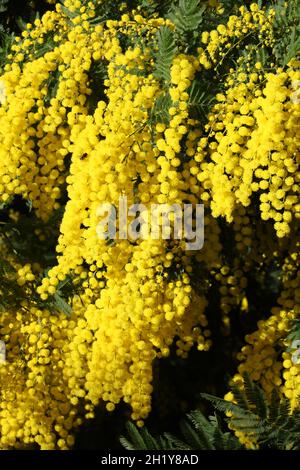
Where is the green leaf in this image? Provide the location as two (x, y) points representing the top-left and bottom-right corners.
(230, 382), (250, 411)
(120, 378), (300, 451)
(271, 0), (300, 66)
(188, 79), (215, 117)
(168, 0), (206, 34)
(0, 0), (9, 14)
(50, 293), (72, 316)
(187, 410), (215, 449)
(149, 92), (172, 125)
(59, 2), (78, 19)
(153, 26), (177, 83)
(200, 392), (248, 417)
(163, 433), (190, 450)
(268, 389), (281, 424)
(180, 419), (210, 450)
(286, 319), (300, 351)
(243, 372), (268, 419)
(120, 422), (163, 450)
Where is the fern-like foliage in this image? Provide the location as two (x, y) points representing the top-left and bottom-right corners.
(188, 79), (215, 120)
(168, 0), (206, 35)
(172, 411), (242, 450)
(153, 26), (177, 84)
(0, 0), (9, 14)
(201, 374), (300, 450)
(121, 375), (300, 450)
(286, 319), (300, 352)
(120, 422), (174, 450)
(0, 251), (25, 313)
(121, 410), (242, 450)
(270, 0), (300, 66)
(0, 26), (13, 71)
(149, 92), (172, 125)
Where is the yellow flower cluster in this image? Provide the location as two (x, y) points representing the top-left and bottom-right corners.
(225, 258), (300, 449)
(198, 4), (275, 69)
(0, 298), (90, 449)
(224, 239), (300, 446)
(234, 282), (296, 395)
(37, 39), (213, 425)
(198, 63), (300, 237)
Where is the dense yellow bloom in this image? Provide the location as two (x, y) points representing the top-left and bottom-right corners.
(197, 64), (300, 236)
